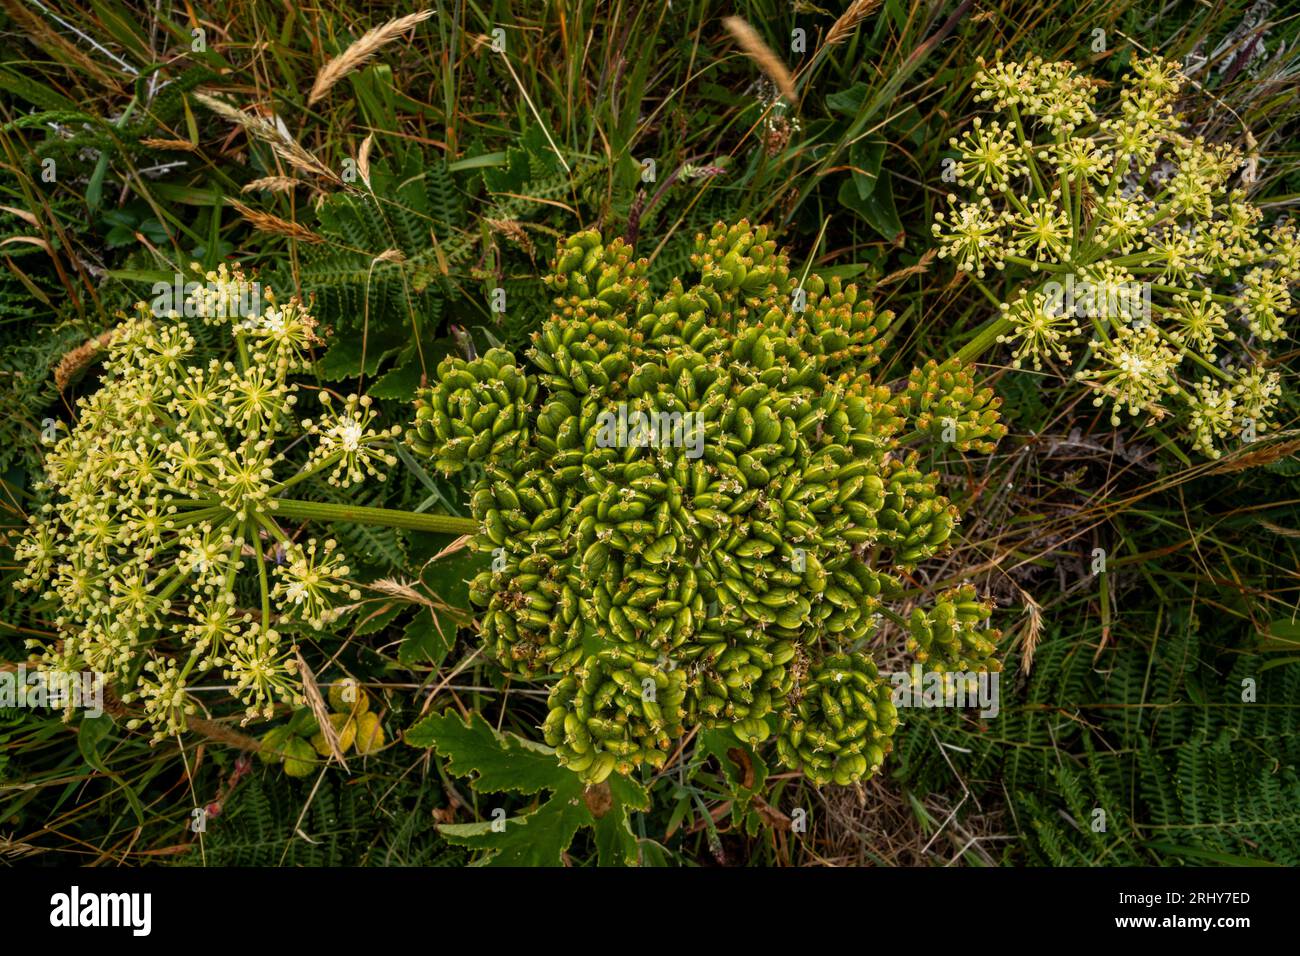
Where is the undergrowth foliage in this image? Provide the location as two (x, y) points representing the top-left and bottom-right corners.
(192, 769), (465, 866)
(412, 220), (1007, 787)
(895, 621), (1300, 866)
(295, 146), (594, 394)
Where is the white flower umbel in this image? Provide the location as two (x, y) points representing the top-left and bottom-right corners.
(943, 55), (1298, 457)
(17, 265), (476, 740)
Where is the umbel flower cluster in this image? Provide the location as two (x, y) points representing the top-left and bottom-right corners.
(15, 266), (403, 741)
(412, 221), (1007, 786)
(934, 55), (1299, 457)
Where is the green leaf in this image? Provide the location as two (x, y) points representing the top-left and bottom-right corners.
(1260, 620), (1300, 651)
(591, 774), (651, 866)
(93, 0), (151, 61)
(825, 82), (868, 115)
(634, 838), (673, 866)
(449, 152), (507, 172)
(697, 728), (769, 836)
(351, 64), (397, 132)
(440, 774), (590, 867)
(483, 145), (533, 193)
(408, 710), (651, 866)
(315, 324), (405, 380)
(519, 123), (562, 177)
(149, 182), (227, 206)
(404, 710), (567, 794)
(351, 601), (403, 637)
(1144, 842), (1283, 867)
(77, 715), (145, 826)
(0, 68), (82, 111)
(77, 712), (114, 766)
(287, 707), (318, 736)
(86, 152), (110, 212)
(849, 137), (886, 201)
(398, 607), (459, 669)
(837, 174), (902, 242)
(419, 547), (490, 613)
(368, 351), (426, 400)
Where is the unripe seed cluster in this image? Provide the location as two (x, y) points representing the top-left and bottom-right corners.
(414, 221), (1006, 786)
(775, 652), (898, 786)
(906, 584), (1000, 673)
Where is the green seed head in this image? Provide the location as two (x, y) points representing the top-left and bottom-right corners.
(413, 221), (1005, 783)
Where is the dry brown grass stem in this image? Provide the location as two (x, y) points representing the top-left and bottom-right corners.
(55, 327), (119, 391)
(307, 10), (435, 106)
(194, 92), (340, 183)
(228, 199), (324, 243)
(241, 176), (302, 194)
(295, 649), (349, 770)
(823, 0), (882, 49)
(723, 16), (797, 104)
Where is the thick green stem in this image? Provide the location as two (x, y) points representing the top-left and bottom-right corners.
(1149, 284), (1236, 304)
(956, 313), (1015, 364)
(878, 606), (910, 630)
(1003, 255), (1072, 273)
(271, 497), (479, 535)
(270, 450), (344, 495)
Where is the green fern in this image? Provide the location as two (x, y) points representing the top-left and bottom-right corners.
(297, 152), (464, 340)
(895, 619), (1300, 865)
(185, 772), (465, 867)
(296, 149), (604, 391)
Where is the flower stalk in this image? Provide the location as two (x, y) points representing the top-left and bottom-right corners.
(271, 497), (477, 535)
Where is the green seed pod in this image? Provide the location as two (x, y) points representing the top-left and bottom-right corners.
(775, 652), (899, 786)
(907, 584), (1003, 673)
(410, 350), (538, 472)
(544, 651), (687, 782)
(733, 716), (771, 744)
